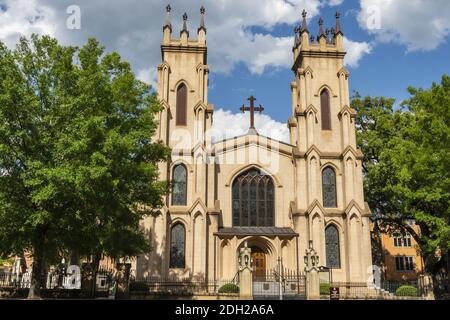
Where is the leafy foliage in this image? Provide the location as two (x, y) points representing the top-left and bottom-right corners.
(218, 283), (240, 294)
(0, 257), (13, 266)
(320, 283), (330, 295)
(353, 75), (450, 269)
(395, 285), (418, 297)
(0, 35), (170, 296)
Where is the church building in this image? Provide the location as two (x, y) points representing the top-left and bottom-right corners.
(135, 6), (373, 284)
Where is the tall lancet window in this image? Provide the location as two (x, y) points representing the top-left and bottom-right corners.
(170, 223), (185, 268)
(322, 167), (337, 208)
(232, 169), (274, 227)
(320, 89), (331, 130)
(325, 225), (341, 268)
(176, 83), (187, 126)
(172, 164), (187, 206)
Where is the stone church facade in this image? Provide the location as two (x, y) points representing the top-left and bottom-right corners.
(135, 7), (373, 283)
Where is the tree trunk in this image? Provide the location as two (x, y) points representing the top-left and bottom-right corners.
(28, 232), (45, 299)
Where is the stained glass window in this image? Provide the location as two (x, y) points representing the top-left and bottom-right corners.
(322, 167), (337, 208)
(325, 225), (340, 268)
(232, 169), (274, 227)
(169, 223), (185, 268)
(172, 164), (187, 206)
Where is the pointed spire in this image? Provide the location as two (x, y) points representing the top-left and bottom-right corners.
(300, 9), (309, 34)
(330, 27), (336, 44)
(317, 18), (326, 42)
(294, 26), (301, 47)
(198, 6), (207, 33)
(335, 12), (343, 36)
(181, 12), (189, 37)
(319, 18), (325, 35)
(163, 4), (172, 31)
(325, 28), (330, 44)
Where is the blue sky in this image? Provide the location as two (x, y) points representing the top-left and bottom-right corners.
(209, 1), (450, 123)
(0, 0), (449, 138)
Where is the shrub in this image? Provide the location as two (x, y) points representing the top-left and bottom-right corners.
(320, 283), (330, 295)
(218, 283), (239, 294)
(395, 286), (418, 297)
(129, 282), (150, 292)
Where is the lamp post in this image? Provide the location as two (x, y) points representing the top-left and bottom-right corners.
(304, 241), (320, 270)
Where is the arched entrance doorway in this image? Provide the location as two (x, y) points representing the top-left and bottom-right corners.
(251, 246), (266, 280)
(235, 237), (275, 281)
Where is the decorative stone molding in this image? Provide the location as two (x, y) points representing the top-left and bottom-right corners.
(288, 116), (298, 128)
(337, 67), (350, 79)
(314, 84), (338, 98)
(338, 105), (357, 119)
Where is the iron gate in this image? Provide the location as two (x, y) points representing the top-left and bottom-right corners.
(253, 268), (306, 300)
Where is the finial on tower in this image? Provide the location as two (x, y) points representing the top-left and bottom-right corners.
(319, 18), (324, 33)
(301, 9), (309, 34)
(335, 12), (343, 35)
(198, 6), (207, 33)
(294, 26), (301, 47)
(181, 12), (189, 37)
(318, 18), (326, 41)
(163, 4), (172, 31)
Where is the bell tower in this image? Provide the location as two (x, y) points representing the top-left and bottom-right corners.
(156, 5), (212, 151)
(155, 5), (213, 210)
(289, 11), (355, 153)
(289, 11), (371, 282)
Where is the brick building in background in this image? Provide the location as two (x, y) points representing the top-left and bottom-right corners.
(371, 220), (425, 282)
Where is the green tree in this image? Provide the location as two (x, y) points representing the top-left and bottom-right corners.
(0, 35), (170, 298)
(353, 75), (450, 273)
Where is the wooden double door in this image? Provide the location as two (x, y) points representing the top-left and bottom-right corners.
(251, 247), (266, 280)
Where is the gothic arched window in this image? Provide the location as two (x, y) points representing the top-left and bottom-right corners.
(320, 89), (331, 130)
(325, 225), (341, 268)
(172, 164), (187, 206)
(322, 167), (337, 208)
(232, 169), (274, 227)
(169, 223), (185, 268)
(176, 83), (187, 126)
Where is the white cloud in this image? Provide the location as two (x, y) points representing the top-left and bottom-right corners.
(327, 0), (344, 6)
(211, 109), (290, 144)
(219, 33), (294, 75)
(0, 0), (57, 47)
(344, 37), (372, 68)
(0, 0), (349, 78)
(136, 67), (158, 89)
(358, 0), (450, 51)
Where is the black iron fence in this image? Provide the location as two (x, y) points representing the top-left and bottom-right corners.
(253, 268), (306, 300)
(0, 270), (116, 299)
(380, 280), (419, 295)
(129, 277), (239, 296)
(319, 279), (423, 299)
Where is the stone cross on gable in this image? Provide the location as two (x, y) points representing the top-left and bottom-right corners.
(240, 95), (265, 130)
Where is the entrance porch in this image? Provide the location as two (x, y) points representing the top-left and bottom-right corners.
(214, 227), (300, 281)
